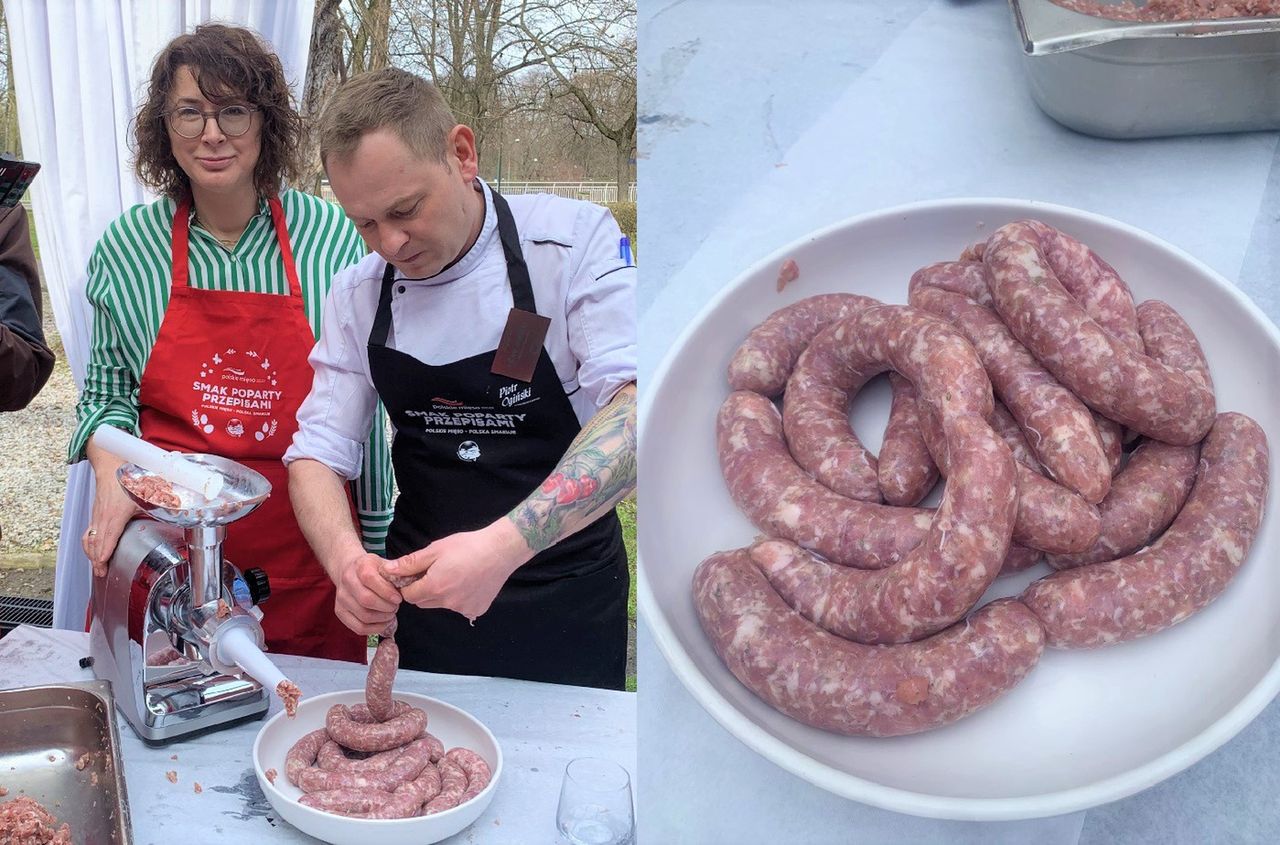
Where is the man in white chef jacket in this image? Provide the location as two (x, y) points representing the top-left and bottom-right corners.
(285, 67), (637, 689)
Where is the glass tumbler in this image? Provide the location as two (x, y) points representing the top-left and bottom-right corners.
(556, 757), (635, 845)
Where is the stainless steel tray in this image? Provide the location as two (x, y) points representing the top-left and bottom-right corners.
(1009, 0), (1280, 137)
(0, 680), (133, 844)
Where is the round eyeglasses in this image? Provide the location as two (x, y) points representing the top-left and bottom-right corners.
(164, 105), (258, 139)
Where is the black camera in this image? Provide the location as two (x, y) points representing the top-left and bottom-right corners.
(0, 153), (40, 208)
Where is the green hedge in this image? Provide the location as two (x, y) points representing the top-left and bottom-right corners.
(605, 202), (636, 250)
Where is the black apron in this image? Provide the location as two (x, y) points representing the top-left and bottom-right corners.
(367, 188), (629, 690)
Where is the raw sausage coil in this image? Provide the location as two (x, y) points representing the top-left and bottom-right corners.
(909, 271), (1110, 503)
(326, 702), (428, 753)
(878, 373), (940, 506)
(727, 293), (879, 396)
(983, 221), (1215, 445)
(1045, 303), (1206, 570)
(693, 549), (1045, 736)
(1021, 412), (1268, 648)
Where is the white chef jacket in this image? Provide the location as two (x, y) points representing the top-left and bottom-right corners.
(284, 179), (636, 481)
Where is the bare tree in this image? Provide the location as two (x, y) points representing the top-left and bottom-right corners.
(297, 0), (635, 192)
(394, 0), (572, 159)
(0, 0), (19, 157)
(298, 0), (396, 194)
(346, 0), (393, 75)
(298, 0), (345, 194)
(519, 0), (635, 188)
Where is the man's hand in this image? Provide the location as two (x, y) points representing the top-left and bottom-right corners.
(330, 550), (403, 636)
(288, 458), (397, 635)
(385, 521), (532, 621)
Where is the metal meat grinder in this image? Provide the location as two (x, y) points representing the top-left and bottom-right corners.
(88, 451), (296, 744)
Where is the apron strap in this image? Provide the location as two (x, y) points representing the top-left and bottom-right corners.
(267, 196), (303, 299)
(369, 183), (538, 348)
(172, 197), (193, 290)
(169, 195), (301, 298)
(489, 189), (537, 314)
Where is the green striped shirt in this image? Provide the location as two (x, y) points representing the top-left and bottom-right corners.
(70, 189), (393, 552)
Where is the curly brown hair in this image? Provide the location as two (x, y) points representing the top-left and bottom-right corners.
(133, 23), (302, 200)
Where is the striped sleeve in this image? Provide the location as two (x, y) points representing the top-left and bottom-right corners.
(68, 241), (145, 461)
(293, 192), (394, 554)
(354, 400), (394, 554)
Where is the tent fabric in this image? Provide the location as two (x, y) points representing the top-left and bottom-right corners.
(5, 0), (315, 629)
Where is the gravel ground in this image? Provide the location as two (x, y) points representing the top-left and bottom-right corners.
(0, 283), (72, 558)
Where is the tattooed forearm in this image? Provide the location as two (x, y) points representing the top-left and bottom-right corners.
(507, 383), (637, 553)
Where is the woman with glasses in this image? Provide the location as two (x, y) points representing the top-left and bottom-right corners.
(69, 24), (392, 662)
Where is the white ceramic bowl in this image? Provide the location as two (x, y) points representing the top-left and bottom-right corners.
(638, 198), (1280, 821)
(252, 689), (502, 845)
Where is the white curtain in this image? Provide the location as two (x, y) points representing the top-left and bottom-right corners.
(6, 0), (316, 630)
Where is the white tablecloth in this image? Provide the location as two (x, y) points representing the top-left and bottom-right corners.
(636, 1), (1280, 842)
(0, 626), (636, 844)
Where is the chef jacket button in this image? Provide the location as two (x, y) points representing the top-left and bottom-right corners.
(398, 285), (406, 294)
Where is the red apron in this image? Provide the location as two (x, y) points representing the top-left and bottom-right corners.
(132, 196), (365, 663)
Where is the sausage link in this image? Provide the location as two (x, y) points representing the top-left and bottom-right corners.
(365, 635), (399, 723)
(693, 549), (1045, 736)
(910, 274), (1110, 503)
(878, 373), (940, 506)
(719, 390), (1039, 574)
(754, 413), (1013, 644)
(297, 763), (404, 793)
(990, 402), (1043, 473)
(1045, 440), (1199, 570)
(983, 221), (1215, 444)
(316, 740), (403, 773)
(718, 390), (931, 569)
(909, 259), (1128, 473)
(298, 788), (421, 819)
(348, 700), (413, 723)
(778, 303), (1008, 555)
(284, 729), (328, 787)
(1021, 413), (1268, 648)
(1021, 219), (1142, 353)
(326, 703), (428, 753)
(1095, 412), (1124, 475)
(727, 294), (879, 396)
(445, 747), (493, 802)
(1135, 300), (1213, 391)
(300, 735), (433, 793)
(782, 329), (883, 502)
(394, 760), (443, 806)
(1045, 308), (1206, 570)
(421, 731), (446, 763)
(423, 758), (468, 815)
(907, 260), (991, 307)
(920, 403), (1100, 554)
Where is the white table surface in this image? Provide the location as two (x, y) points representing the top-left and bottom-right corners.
(636, 1), (1280, 842)
(0, 626), (636, 845)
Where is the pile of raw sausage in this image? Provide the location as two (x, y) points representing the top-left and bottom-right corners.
(281, 625), (492, 819)
(0, 796), (72, 844)
(1051, 0), (1280, 22)
(696, 218), (1270, 737)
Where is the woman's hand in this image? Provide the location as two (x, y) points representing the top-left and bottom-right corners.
(83, 434), (141, 577)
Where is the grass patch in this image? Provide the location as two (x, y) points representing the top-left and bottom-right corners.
(604, 201), (636, 255)
(618, 495), (637, 692)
